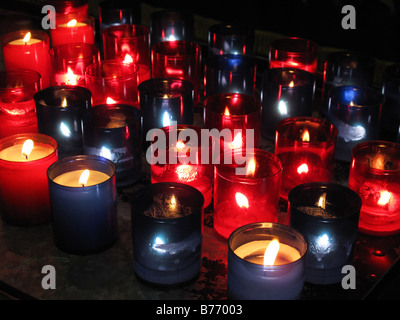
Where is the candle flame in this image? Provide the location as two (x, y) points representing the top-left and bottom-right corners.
(301, 129), (310, 142)
(21, 139), (34, 160)
(224, 106), (230, 116)
(371, 155), (385, 170)
(378, 190), (392, 206)
(350, 101), (354, 106)
(235, 192), (249, 208)
(297, 163), (309, 174)
(23, 32), (31, 44)
(79, 169), (90, 187)
(61, 97), (68, 107)
(317, 193), (327, 209)
(170, 195), (177, 210)
(228, 132), (242, 149)
(263, 239), (280, 266)
(67, 19), (78, 27)
(175, 140), (185, 151)
(123, 54), (133, 64)
(106, 97), (117, 104)
(66, 67), (78, 85)
(246, 157), (256, 176)
(288, 81), (294, 87)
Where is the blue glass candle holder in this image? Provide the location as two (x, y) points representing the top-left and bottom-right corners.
(261, 67), (315, 140)
(326, 85), (383, 162)
(47, 154), (117, 254)
(204, 54), (256, 97)
(99, 0), (141, 33)
(150, 9), (193, 47)
(381, 64), (400, 143)
(138, 77), (194, 147)
(208, 23), (254, 56)
(288, 182), (362, 285)
(131, 182), (204, 286)
(34, 85), (92, 159)
(321, 51), (375, 115)
(82, 103), (142, 188)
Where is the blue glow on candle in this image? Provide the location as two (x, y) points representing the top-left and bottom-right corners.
(343, 88), (357, 104)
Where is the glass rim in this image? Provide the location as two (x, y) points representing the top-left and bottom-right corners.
(270, 37), (318, 54)
(228, 221), (308, 267)
(351, 140), (400, 174)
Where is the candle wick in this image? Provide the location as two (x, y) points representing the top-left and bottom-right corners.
(80, 183), (85, 187)
(22, 153), (28, 160)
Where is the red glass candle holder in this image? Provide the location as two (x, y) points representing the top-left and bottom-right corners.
(0, 133), (58, 226)
(48, 0), (89, 17)
(102, 24), (151, 84)
(85, 60), (139, 106)
(151, 40), (202, 106)
(50, 43), (100, 86)
(269, 37), (318, 73)
(348, 141), (400, 236)
(275, 117), (338, 200)
(2, 30), (52, 89)
(213, 148), (282, 239)
(203, 93), (261, 154)
(149, 125), (213, 208)
(0, 70), (41, 139)
(50, 14), (95, 47)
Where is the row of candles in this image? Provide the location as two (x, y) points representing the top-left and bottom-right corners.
(0, 3), (399, 300)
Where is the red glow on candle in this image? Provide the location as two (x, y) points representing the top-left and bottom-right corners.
(123, 54), (133, 64)
(297, 163), (309, 174)
(106, 97), (117, 104)
(224, 106), (230, 116)
(166, 67), (183, 75)
(235, 192), (249, 208)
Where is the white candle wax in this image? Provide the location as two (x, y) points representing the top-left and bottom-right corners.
(8, 38), (42, 45)
(0, 144), (53, 162)
(234, 240), (301, 265)
(53, 169), (110, 187)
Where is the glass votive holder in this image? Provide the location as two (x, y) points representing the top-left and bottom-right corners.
(50, 14), (95, 47)
(288, 182), (362, 285)
(261, 67), (316, 140)
(98, 0), (141, 33)
(228, 222), (307, 300)
(50, 43), (100, 87)
(203, 93), (261, 153)
(102, 24), (150, 84)
(131, 182), (204, 286)
(326, 85), (383, 162)
(48, 0), (88, 17)
(149, 124), (213, 208)
(275, 117), (338, 201)
(83, 103), (142, 188)
(150, 9), (194, 46)
(2, 30), (52, 89)
(213, 148), (282, 240)
(381, 64), (400, 142)
(321, 51), (375, 115)
(0, 70), (41, 139)
(151, 40), (202, 106)
(34, 85), (92, 159)
(208, 23), (254, 57)
(0, 133), (58, 226)
(269, 37), (318, 73)
(85, 59), (139, 106)
(138, 77), (194, 144)
(47, 154), (117, 254)
(204, 54), (256, 97)
(348, 140), (400, 236)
